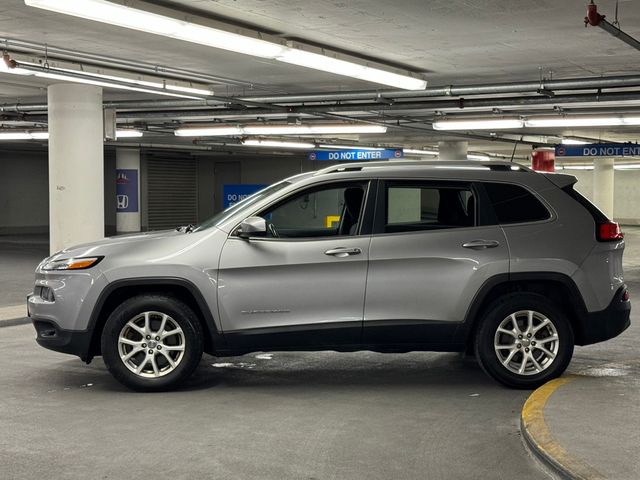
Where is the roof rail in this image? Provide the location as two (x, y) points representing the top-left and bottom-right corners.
(313, 160), (531, 175)
(313, 165), (364, 175)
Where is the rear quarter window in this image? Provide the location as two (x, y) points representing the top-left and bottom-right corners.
(483, 182), (550, 224)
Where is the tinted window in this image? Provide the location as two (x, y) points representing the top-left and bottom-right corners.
(483, 182), (550, 224)
(384, 183), (475, 233)
(258, 182), (367, 238)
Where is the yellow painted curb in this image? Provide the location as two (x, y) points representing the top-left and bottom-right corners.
(521, 375), (606, 480)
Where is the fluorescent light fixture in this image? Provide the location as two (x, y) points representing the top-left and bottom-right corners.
(559, 165), (594, 170)
(525, 117), (622, 128)
(468, 154), (491, 161)
(0, 58), (33, 75)
(54, 67), (214, 97)
(526, 115), (640, 128)
(24, 0), (285, 59)
(175, 124), (387, 137)
(0, 131), (49, 140)
(115, 130), (144, 138)
(2, 59), (208, 99)
(30, 132), (50, 139)
(433, 117), (524, 131)
(318, 144), (384, 150)
(242, 139), (315, 149)
(614, 164), (640, 170)
(276, 49), (426, 90)
(24, 0), (427, 90)
(0, 130), (142, 140)
(0, 132), (36, 140)
(433, 115), (640, 131)
(404, 148), (439, 155)
(175, 126), (243, 137)
(561, 138), (589, 145)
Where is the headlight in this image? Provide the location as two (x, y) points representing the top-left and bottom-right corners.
(41, 256), (103, 271)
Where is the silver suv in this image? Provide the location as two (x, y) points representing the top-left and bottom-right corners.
(28, 161), (631, 391)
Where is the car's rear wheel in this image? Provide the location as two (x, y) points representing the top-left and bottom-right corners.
(101, 294), (203, 391)
(474, 293), (574, 389)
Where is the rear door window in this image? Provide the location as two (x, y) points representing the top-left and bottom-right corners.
(380, 181), (475, 233)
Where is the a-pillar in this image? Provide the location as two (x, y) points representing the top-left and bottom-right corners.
(48, 84), (104, 254)
(593, 158), (614, 219)
(116, 148), (141, 233)
(438, 141), (468, 160)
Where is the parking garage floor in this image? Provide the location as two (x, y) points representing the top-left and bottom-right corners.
(1, 231), (638, 479)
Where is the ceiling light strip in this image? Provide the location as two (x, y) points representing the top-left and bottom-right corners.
(2, 60), (207, 99)
(0, 130), (143, 140)
(433, 115), (640, 131)
(242, 139), (315, 149)
(24, 0), (427, 90)
(175, 124), (388, 137)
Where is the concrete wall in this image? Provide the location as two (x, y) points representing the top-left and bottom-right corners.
(565, 169), (640, 225)
(0, 148), (117, 236)
(0, 149), (49, 235)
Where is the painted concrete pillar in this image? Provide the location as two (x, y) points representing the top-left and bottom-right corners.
(438, 141), (468, 160)
(593, 158), (614, 219)
(48, 84), (104, 254)
(116, 148), (141, 233)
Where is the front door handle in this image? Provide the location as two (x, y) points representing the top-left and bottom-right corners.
(462, 239), (500, 249)
(324, 247), (362, 257)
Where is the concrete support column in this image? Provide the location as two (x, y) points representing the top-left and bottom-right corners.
(116, 148), (141, 233)
(438, 141), (468, 160)
(593, 158), (615, 219)
(48, 84), (104, 254)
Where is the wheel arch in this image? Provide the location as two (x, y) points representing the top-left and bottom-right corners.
(86, 277), (223, 361)
(457, 272), (589, 348)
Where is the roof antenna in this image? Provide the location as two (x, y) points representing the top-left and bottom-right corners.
(509, 135), (522, 162)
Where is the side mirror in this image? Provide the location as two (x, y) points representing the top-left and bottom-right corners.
(236, 216), (267, 239)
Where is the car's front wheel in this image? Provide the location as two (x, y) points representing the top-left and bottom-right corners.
(474, 293), (574, 389)
(101, 294), (203, 391)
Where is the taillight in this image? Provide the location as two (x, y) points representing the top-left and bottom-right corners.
(622, 289), (630, 302)
(598, 222), (624, 242)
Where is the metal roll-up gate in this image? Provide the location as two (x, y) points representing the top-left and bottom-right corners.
(146, 155), (198, 231)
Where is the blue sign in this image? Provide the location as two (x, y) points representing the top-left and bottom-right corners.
(308, 149), (404, 161)
(116, 169), (138, 213)
(223, 184), (266, 209)
(556, 143), (640, 158)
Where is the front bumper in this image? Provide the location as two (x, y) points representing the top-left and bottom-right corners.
(577, 285), (631, 345)
(32, 319), (93, 363)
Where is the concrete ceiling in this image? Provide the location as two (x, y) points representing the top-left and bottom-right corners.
(1, 0), (640, 157)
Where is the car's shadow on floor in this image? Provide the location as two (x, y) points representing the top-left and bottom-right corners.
(29, 349), (522, 394)
(179, 351), (503, 392)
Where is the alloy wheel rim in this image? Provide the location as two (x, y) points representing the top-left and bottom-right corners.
(118, 311), (186, 378)
(493, 310), (560, 376)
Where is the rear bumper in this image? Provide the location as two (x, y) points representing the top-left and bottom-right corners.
(32, 319), (93, 363)
(577, 286), (631, 345)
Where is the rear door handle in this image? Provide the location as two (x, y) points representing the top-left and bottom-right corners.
(462, 239), (500, 249)
(324, 247), (362, 257)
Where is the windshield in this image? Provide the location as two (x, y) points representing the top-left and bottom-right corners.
(194, 181), (292, 231)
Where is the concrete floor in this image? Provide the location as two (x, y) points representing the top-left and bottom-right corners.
(1, 229), (639, 479)
(1, 328), (546, 480)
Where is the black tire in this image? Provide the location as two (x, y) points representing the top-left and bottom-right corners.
(101, 294), (203, 392)
(474, 293), (574, 389)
